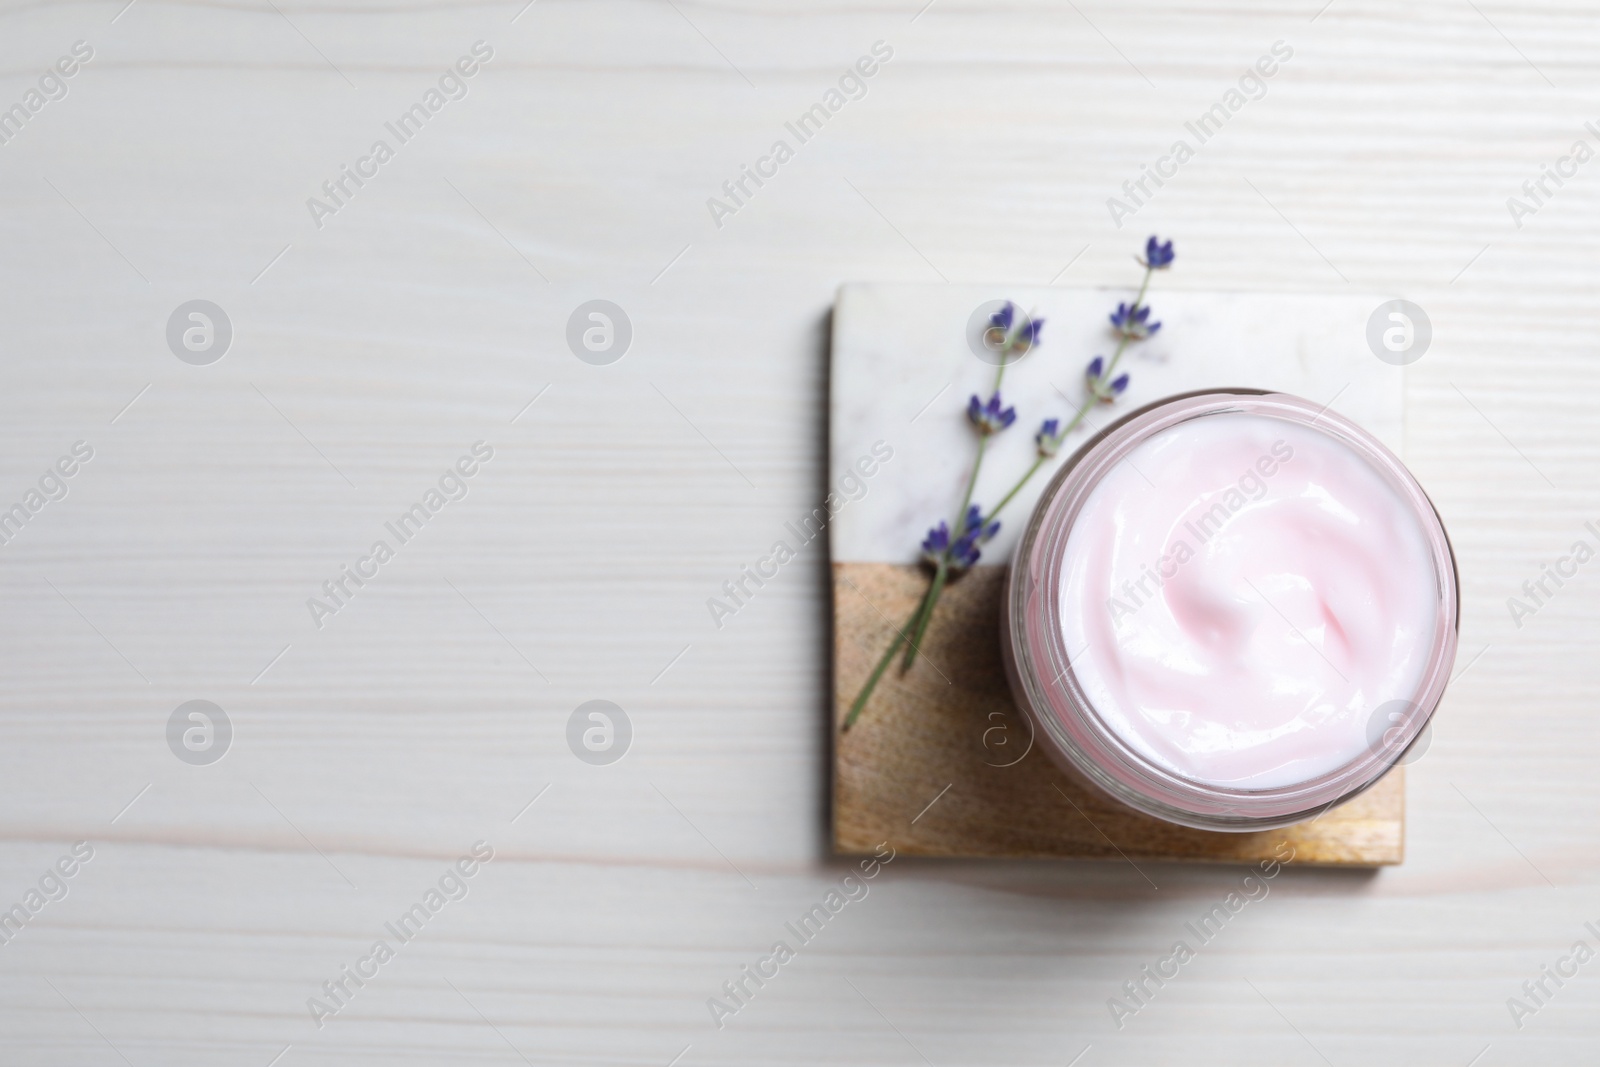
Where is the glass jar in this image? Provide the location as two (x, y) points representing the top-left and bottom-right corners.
(1002, 390), (1459, 831)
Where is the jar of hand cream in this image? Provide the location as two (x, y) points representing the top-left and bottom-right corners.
(1002, 390), (1458, 831)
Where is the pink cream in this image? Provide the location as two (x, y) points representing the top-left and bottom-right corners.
(1056, 412), (1440, 790)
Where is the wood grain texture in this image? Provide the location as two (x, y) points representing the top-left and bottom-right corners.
(833, 562), (1404, 865)
(2, 0), (1599, 1063)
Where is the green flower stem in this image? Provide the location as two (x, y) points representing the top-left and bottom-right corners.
(986, 455), (1046, 525)
(841, 598), (922, 732)
(964, 394), (1095, 566)
(897, 435), (987, 673)
(899, 557), (949, 673)
(1103, 267), (1153, 380)
(898, 347), (1007, 672)
(847, 316), (1034, 726)
(955, 435), (990, 541)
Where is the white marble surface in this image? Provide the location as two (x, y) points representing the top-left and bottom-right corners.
(830, 285), (1401, 563)
(0, 0), (1598, 1064)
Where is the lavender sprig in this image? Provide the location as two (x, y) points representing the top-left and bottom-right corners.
(894, 305), (1037, 674)
(1030, 234), (1173, 459)
(842, 240), (1174, 732)
(967, 392), (1017, 435)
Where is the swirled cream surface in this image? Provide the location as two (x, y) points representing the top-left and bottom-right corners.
(1058, 413), (1438, 789)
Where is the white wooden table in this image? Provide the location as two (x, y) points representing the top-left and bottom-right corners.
(0, 1), (1594, 1063)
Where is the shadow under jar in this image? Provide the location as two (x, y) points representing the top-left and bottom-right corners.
(1002, 390), (1459, 831)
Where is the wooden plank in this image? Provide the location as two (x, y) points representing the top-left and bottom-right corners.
(833, 561), (1404, 866)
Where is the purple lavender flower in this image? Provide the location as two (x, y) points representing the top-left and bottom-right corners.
(921, 521), (950, 564)
(962, 504), (1000, 542)
(983, 303), (1043, 360)
(947, 506), (1000, 570)
(1085, 356), (1104, 383)
(1016, 317), (1045, 348)
(1036, 418), (1061, 457)
(1088, 369), (1132, 403)
(950, 531), (983, 569)
(1110, 302), (1160, 340)
(1142, 236), (1175, 269)
(967, 392), (1016, 435)
(922, 507), (1000, 570)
